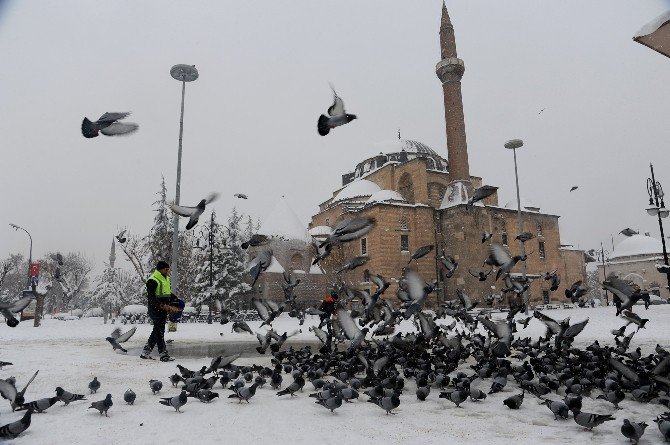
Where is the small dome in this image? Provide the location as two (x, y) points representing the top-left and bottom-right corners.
(308, 225), (332, 237)
(334, 179), (381, 202)
(366, 189), (406, 204)
(611, 234), (664, 259)
(504, 198), (540, 212)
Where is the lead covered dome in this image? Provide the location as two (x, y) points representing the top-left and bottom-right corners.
(347, 138), (448, 182)
(611, 234), (664, 259)
(334, 179), (381, 202)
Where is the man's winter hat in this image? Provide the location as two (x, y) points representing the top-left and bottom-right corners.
(156, 261), (170, 270)
(330, 291), (339, 299)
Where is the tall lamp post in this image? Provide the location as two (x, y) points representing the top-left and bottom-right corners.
(9, 223), (33, 289)
(504, 139), (528, 314)
(646, 163), (670, 293)
(169, 64), (199, 295)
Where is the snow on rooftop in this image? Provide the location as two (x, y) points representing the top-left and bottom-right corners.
(334, 179), (381, 202)
(309, 262), (324, 274)
(308, 225), (332, 237)
(503, 197), (540, 212)
(611, 233), (664, 259)
(635, 10), (670, 38)
(265, 255), (285, 273)
(258, 196), (311, 242)
(366, 189), (406, 204)
(373, 138), (439, 156)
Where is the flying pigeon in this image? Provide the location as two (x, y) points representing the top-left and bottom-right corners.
(317, 85), (357, 136)
(439, 254), (458, 278)
(169, 193), (219, 230)
(11, 370), (39, 411)
(408, 245), (434, 264)
(248, 249), (273, 287)
(515, 232), (534, 242)
(481, 231), (492, 243)
(241, 234), (269, 250)
(466, 185), (498, 209)
(0, 293), (36, 327)
(569, 186), (578, 192)
(337, 256), (369, 274)
(159, 391), (188, 412)
(81, 112), (138, 138)
(619, 228), (638, 237)
(233, 193), (248, 199)
(105, 326), (136, 353)
(115, 230), (127, 244)
(469, 268), (492, 282)
(489, 244), (526, 281)
(88, 394), (113, 416)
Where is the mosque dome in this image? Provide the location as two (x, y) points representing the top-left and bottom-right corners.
(366, 189), (406, 204)
(345, 138), (449, 183)
(611, 234), (664, 259)
(334, 179), (381, 202)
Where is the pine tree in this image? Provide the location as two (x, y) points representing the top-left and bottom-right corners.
(147, 176), (173, 269)
(223, 208), (251, 307)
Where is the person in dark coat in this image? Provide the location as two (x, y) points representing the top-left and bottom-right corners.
(318, 292), (339, 328)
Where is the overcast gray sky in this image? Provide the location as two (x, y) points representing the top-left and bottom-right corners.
(1, 0), (669, 272)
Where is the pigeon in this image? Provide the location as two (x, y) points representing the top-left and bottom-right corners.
(169, 374), (183, 388)
(229, 383), (258, 403)
(439, 254), (458, 278)
(316, 394), (343, 413)
(468, 268), (492, 282)
(248, 249), (273, 287)
(0, 361), (12, 370)
(276, 376), (305, 397)
(337, 256), (369, 274)
(543, 270), (561, 291)
(115, 230), (127, 244)
(195, 389), (219, 403)
(620, 309), (649, 331)
(481, 231), (493, 243)
(466, 185), (498, 209)
(149, 380), (163, 395)
(82, 112), (139, 138)
(241, 234), (270, 250)
(169, 193), (219, 230)
(619, 228), (638, 237)
(565, 281), (589, 304)
(654, 416), (670, 441)
(368, 393), (400, 415)
(105, 326), (136, 353)
(232, 321), (254, 335)
(572, 409), (615, 430)
(55, 387), (86, 405)
(50, 252), (64, 265)
(621, 419), (647, 444)
(569, 186), (578, 192)
(515, 232), (534, 242)
(11, 370), (39, 411)
(0, 408), (32, 439)
(543, 399), (569, 420)
(416, 386), (430, 401)
(321, 217), (376, 246)
(123, 389), (136, 405)
(503, 391), (524, 409)
(489, 244), (526, 281)
(439, 388), (469, 408)
(408, 245), (434, 264)
(0, 380), (17, 405)
(19, 396), (58, 413)
(233, 193), (248, 199)
(88, 394), (113, 416)
(89, 377), (101, 394)
(159, 391), (188, 412)
(317, 85), (357, 136)
(0, 293), (36, 327)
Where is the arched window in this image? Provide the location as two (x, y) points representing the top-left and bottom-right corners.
(290, 253), (304, 271)
(398, 173), (415, 203)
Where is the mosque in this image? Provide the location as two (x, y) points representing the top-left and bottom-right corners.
(252, 3), (587, 307)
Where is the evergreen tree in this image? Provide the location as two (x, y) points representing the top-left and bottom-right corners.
(147, 176), (173, 268)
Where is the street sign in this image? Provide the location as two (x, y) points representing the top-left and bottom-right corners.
(30, 263), (40, 286)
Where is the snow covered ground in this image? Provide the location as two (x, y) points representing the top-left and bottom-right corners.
(1, 305), (669, 444)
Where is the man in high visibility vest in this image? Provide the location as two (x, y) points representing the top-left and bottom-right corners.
(141, 261), (177, 361)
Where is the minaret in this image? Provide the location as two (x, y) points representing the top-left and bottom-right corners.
(437, 2), (472, 208)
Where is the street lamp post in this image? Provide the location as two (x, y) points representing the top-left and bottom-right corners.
(646, 162), (670, 293)
(504, 139), (528, 314)
(169, 64), (199, 296)
(9, 223), (33, 289)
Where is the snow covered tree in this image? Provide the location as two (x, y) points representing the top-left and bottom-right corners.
(147, 176), (173, 268)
